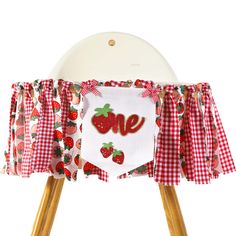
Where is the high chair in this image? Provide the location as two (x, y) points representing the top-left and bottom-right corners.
(31, 32), (188, 236)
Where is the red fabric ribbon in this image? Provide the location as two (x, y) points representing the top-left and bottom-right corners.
(141, 83), (160, 103)
(80, 80), (101, 96)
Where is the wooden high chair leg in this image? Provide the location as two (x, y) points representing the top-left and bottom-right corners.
(31, 176), (65, 236)
(159, 185), (188, 236)
(31, 178), (186, 236)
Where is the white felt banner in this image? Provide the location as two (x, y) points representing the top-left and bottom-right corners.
(81, 86), (156, 176)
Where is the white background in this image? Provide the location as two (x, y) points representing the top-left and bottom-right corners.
(0, 1), (236, 236)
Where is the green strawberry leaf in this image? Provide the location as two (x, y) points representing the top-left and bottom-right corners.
(94, 104), (113, 117)
(112, 149), (122, 157)
(102, 142), (113, 149)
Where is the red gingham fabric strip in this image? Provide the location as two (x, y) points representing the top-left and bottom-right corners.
(188, 85), (210, 184)
(182, 87), (195, 181)
(211, 96), (236, 174)
(21, 83), (34, 177)
(32, 79), (54, 173)
(154, 85), (180, 185)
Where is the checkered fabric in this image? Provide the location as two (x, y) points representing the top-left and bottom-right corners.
(154, 85), (180, 185)
(212, 96), (236, 174)
(188, 85), (210, 184)
(32, 79), (54, 173)
(2, 79), (235, 185)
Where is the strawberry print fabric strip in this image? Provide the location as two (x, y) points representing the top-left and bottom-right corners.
(1, 79), (235, 185)
(3, 84), (18, 174)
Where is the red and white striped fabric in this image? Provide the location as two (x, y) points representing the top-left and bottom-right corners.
(1, 79), (235, 185)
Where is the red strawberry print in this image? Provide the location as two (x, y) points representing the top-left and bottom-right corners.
(12, 129), (15, 142)
(49, 164), (54, 174)
(31, 141), (36, 150)
(52, 142), (63, 158)
(79, 124), (82, 132)
(18, 103), (25, 113)
(76, 138), (81, 149)
(16, 114), (25, 126)
(181, 161), (187, 176)
(64, 136), (74, 150)
(52, 101), (61, 113)
(55, 161), (64, 174)
(112, 149), (125, 165)
(31, 124), (37, 139)
(74, 154), (81, 167)
(156, 103), (161, 115)
(72, 171), (77, 181)
(54, 114), (61, 129)
(91, 104), (115, 134)
(31, 108), (40, 121)
(54, 130), (63, 142)
(66, 121), (77, 135)
(180, 129), (186, 142)
(104, 81), (111, 86)
(64, 153), (72, 165)
(11, 114), (16, 126)
(100, 142), (114, 158)
(13, 145), (17, 157)
(16, 127), (24, 140)
(129, 164), (147, 175)
(83, 162), (95, 175)
(156, 117), (161, 127)
(213, 138), (218, 151)
(72, 93), (80, 105)
(134, 79), (142, 87)
(17, 142), (24, 155)
(68, 106), (78, 120)
(64, 168), (71, 180)
(213, 157), (219, 169)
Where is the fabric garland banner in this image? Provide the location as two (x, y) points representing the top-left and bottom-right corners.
(1, 79), (235, 185)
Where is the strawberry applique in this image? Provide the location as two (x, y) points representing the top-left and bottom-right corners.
(91, 104), (115, 134)
(100, 142), (114, 158)
(112, 149), (125, 165)
(68, 106), (78, 120)
(64, 136), (74, 150)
